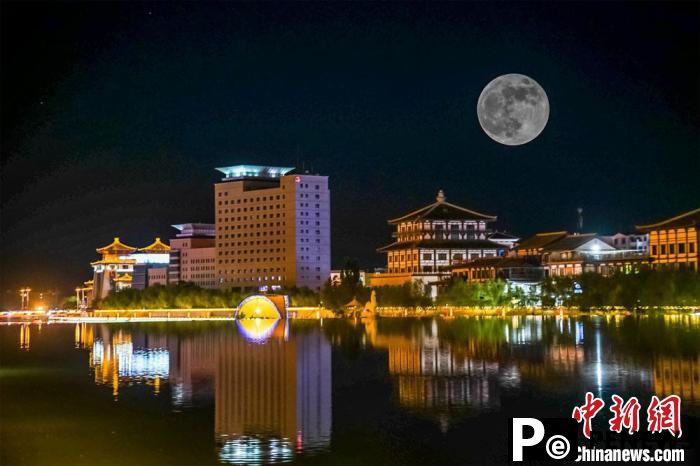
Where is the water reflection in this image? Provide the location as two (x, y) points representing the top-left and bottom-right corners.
(75, 320), (331, 464)
(361, 314), (699, 426)
(4, 314), (698, 464)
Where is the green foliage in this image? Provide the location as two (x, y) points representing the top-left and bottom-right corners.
(96, 283), (245, 310)
(437, 279), (533, 307)
(542, 270), (700, 310)
(284, 286), (321, 307)
(373, 282), (432, 308)
(320, 259), (371, 310)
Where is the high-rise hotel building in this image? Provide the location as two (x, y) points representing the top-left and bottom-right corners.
(214, 165), (330, 291)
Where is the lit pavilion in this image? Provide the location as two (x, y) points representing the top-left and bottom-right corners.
(90, 237), (138, 304)
(88, 237), (172, 305)
(368, 190), (506, 296)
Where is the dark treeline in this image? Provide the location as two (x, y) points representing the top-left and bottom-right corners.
(96, 270), (700, 311)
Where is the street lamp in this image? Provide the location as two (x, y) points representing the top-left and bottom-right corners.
(19, 288), (31, 310)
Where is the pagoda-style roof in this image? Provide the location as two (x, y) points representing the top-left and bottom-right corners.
(378, 238), (504, 252)
(90, 258), (136, 266)
(515, 231), (568, 252)
(113, 273), (133, 283)
(635, 207), (700, 232)
(96, 237), (137, 254)
(138, 237), (171, 252)
(388, 190), (496, 224)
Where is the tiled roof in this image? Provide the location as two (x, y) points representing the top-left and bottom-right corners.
(138, 237), (171, 252)
(377, 239), (505, 252)
(540, 233), (599, 252)
(96, 237), (137, 254)
(636, 207), (700, 232)
(515, 231), (568, 251)
(488, 231), (519, 240)
(388, 190), (496, 224)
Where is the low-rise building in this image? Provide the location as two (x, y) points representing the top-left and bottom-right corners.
(515, 232), (650, 277)
(636, 208), (699, 271)
(169, 223), (217, 288)
(88, 237), (171, 304)
(601, 233), (648, 253)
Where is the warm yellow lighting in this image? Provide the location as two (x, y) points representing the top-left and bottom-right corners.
(236, 295), (282, 319)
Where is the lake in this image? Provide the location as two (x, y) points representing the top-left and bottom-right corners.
(1, 315), (698, 465)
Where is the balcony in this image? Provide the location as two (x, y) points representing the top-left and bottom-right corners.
(544, 250), (650, 264)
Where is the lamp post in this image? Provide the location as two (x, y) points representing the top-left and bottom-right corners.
(19, 288), (31, 310)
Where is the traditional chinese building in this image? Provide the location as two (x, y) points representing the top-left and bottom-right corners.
(132, 237), (171, 289)
(514, 232), (650, 277)
(636, 207), (699, 271)
(90, 237), (138, 304)
(87, 237), (172, 305)
(368, 190), (505, 296)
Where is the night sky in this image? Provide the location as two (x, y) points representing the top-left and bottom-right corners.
(1, 2), (698, 298)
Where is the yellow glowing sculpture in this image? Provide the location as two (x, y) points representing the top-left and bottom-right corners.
(235, 295), (283, 320)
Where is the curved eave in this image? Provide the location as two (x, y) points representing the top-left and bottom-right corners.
(91, 259), (136, 266)
(388, 201), (497, 224)
(635, 207), (700, 232)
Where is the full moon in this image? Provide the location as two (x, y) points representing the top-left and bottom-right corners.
(477, 73), (549, 146)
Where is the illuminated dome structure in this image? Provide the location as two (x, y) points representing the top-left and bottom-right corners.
(235, 295), (287, 320)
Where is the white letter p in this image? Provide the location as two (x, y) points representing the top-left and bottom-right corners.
(512, 418), (545, 461)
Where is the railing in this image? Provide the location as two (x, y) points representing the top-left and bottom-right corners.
(545, 251), (649, 263)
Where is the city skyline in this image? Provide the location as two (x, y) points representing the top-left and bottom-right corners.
(2, 3), (699, 295)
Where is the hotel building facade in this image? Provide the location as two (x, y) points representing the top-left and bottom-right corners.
(214, 165), (330, 291)
(636, 207), (699, 271)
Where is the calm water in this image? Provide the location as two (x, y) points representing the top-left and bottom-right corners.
(1, 315), (699, 465)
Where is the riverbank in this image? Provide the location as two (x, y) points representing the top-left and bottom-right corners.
(3, 305), (699, 323)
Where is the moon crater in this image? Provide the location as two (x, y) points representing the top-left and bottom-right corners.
(477, 73), (549, 146)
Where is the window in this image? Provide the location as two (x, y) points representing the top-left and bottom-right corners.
(422, 253), (432, 261)
(679, 243), (686, 254)
(690, 243), (696, 253)
(669, 244), (675, 254)
(652, 245), (658, 255)
(661, 245), (666, 255)
(438, 253), (447, 261)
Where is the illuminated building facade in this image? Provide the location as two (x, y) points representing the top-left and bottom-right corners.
(449, 256), (544, 295)
(169, 223), (217, 288)
(88, 237), (171, 305)
(636, 207), (699, 271)
(514, 232), (650, 277)
(369, 190), (505, 295)
(214, 165), (330, 291)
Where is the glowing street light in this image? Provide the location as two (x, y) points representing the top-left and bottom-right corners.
(19, 288), (31, 310)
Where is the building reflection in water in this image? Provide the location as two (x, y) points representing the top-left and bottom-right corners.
(363, 315), (700, 428)
(217, 320), (331, 464)
(78, 320), (331, 464)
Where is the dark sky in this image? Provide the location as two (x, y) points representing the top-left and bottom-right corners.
(1, 2), (698, 298)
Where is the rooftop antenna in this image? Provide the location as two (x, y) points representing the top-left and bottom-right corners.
(577, 207), (584, 232)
